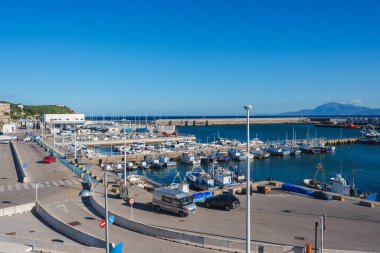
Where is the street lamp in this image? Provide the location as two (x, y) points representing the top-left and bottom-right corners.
(79, 173), (110, 253)
(244, 104), (252, 253)
(124, 129), (127, 187)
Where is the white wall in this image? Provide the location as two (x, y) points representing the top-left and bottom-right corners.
(44, 114), (85, 123)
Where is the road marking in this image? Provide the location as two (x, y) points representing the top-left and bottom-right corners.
(58, 180), (66, 186)
(45, 181), (52, 187)
(56, 203), (68, 213)
(37, 183), (44, 188)
(23, 184), (29, 190)
(7, 185), (12, 191)
(64, 180), (73, 185)
(0, 186), (4, 192)
(15, 184), (21, 190)
(72, 179), (81, 184)
(52, 181), (60, 186)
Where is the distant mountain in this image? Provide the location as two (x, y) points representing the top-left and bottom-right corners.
(277, 102), (380, 116)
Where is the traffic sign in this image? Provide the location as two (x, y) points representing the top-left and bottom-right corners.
(86, 164), (91, 170)
(129, 198), (135, 205)
(99, 219), (106, 229)
(23, 163), (28, 169)
(109, 215), (115, 225)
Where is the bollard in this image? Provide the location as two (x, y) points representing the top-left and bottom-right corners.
(305, 242), (312, 253)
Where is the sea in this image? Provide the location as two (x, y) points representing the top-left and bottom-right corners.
(100, 123), (380, 194)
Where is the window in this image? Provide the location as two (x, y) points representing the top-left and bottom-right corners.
(162, 196), (172, 204)
(173, 199), (180, 207)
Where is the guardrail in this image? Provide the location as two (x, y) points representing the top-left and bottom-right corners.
(9, 142), (28, 183)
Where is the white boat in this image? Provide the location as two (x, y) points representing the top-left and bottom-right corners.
(329, 174), (351, 196)
(210, 162), (232, 186)
(180, 152), (201, 165)
(228, 149), (241, 160)
(158, 155), (177, 167)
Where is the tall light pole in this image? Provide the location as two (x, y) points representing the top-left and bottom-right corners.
(244, 104), (252, 253)
(74, 133), (77, 161)
(124, 129), (127, 187)
(104, 173), (110, 253)
(79, 173), (110, 253)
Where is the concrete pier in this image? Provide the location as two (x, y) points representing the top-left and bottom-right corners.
(155, 117), (309, 126)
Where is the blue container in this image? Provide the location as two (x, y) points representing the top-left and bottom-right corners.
(282, 183), (314, 196)
(192, 191), (213, 202)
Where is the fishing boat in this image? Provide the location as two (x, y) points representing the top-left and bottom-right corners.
(228, 149), (241, 160)
(144, 157), (163, 168)
(303, 162), (325, 190)
(252, 148), (270, 159)
(138, 161), (151, 169)
(209, 161), (232, 186)
(229, 165), (246, 183)
(239, 151), (253, 161)
(358, 125), (380, 144)
(329, 174), (351, 196)
(185, 168), (214, 191)
(299, 142), (321, 154)
(158, 155), (177, 167)
(180, 152), (201, 165)
(266, 144), (290, 156)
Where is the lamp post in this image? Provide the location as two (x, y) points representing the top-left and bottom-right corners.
(79, 173), (110, 253)
(124, 130), (127, 187)
(244, 104), (252, 253)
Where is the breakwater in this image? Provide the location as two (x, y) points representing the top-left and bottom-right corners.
(155, 117), (310, 126)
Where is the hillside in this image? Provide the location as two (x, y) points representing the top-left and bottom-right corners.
(0, 101), (75, 119)
(277, 102), (380, 116)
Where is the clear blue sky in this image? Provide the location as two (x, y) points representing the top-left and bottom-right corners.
(0, 0), (379, 115)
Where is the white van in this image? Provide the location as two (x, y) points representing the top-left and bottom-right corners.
(153, 188), (197, 217)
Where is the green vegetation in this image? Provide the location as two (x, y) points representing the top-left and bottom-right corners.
(0, 101), (75, 119)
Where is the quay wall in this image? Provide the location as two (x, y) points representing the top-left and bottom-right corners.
(155, 117), (307, 126)
(64, 136), (196, 147)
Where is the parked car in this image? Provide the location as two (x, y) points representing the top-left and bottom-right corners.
(42, 156), (57, 163)
(153, 188), (197, 217)
(204, 193), (240, 211)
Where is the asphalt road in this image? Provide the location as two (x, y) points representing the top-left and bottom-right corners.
(0, 143), (36, 208)
(11, 141), (218, 253)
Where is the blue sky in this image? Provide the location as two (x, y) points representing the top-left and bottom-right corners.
(0, 0), (379, 115)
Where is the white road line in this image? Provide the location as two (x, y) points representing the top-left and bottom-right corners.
(7, 185), (12, 191)
(15, 184), (21, 190)
(64, 180), (73, 185)
(37, 183), (44, 188)
(58, 180), (66, 186)
(72, 179), (81, 184)
(0, 186), (4, 192)
(45, 181), (52, 187)
(23, 184), (29, 190)
(52, 181), (60, 186)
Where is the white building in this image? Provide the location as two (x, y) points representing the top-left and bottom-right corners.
(43, 114), (85, 130)
(1, 123), (17, 134)
(44, 114), (85, 124)
(156, 125), (176, 134)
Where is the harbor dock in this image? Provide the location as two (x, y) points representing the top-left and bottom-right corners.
(155, 117), (311, 126)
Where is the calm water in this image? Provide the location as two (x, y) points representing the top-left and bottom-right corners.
(114, 124), (379, 194)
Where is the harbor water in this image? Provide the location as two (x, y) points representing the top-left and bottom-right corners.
(111, 124), (379, 194)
